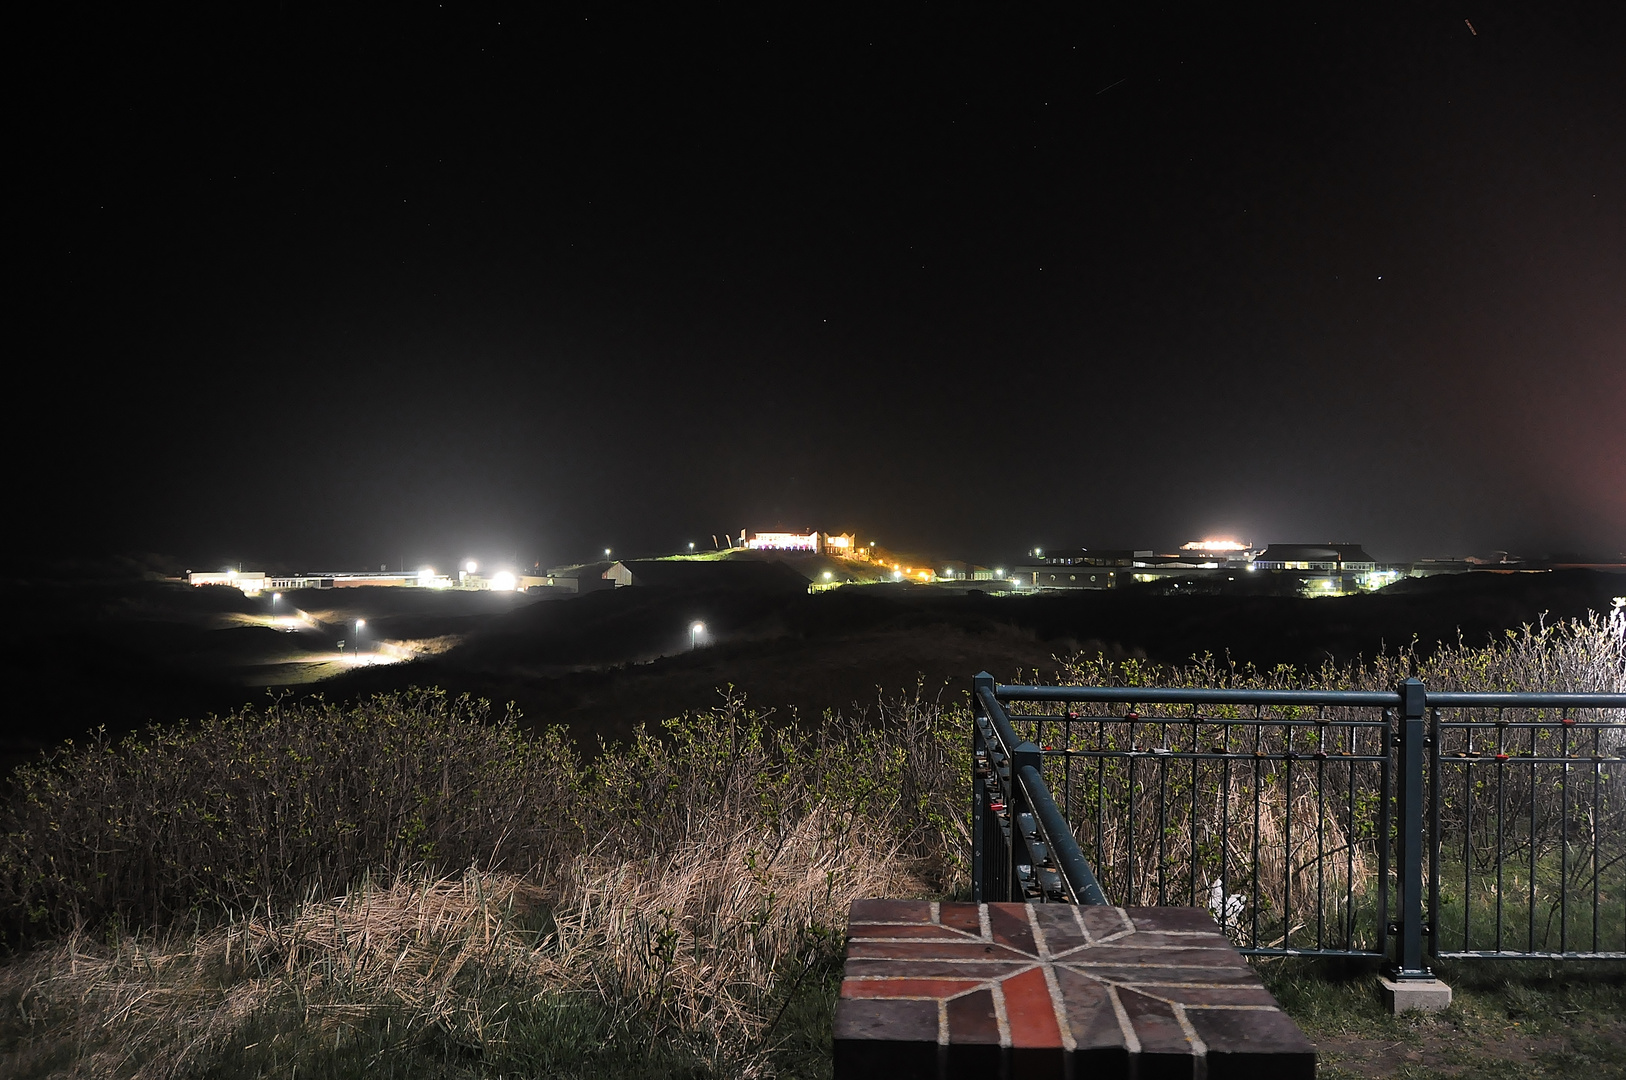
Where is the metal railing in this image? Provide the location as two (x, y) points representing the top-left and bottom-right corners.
(971, 673), (1626, 977)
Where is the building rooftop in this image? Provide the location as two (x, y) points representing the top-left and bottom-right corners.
(1256, 544), (1375, 564)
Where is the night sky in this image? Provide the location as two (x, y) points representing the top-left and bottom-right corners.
(14, 5), (1625, 572)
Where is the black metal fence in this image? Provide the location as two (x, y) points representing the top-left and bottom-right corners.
(972, 673), (1626, 975)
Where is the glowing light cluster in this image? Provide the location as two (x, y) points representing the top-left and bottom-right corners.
(1180, 539), (1250, 552)
(746, 531), (819, 551)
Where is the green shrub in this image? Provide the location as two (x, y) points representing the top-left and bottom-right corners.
(0, 690), (583, 943)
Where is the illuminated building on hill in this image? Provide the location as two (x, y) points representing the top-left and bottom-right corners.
(742, 531), (864, 556)
(1253, 544), (1375, 572)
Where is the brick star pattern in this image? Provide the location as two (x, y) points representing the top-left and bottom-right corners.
(833, 900), (1314, 1079)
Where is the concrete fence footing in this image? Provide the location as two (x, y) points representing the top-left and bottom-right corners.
(1377, 976), (1453, 1015)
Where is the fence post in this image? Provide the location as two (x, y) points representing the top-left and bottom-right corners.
(1391, 677), (1430, 980)
(1381, 678), (1451, 1011)
(972, 672), (994, 903)
(1009, 738), (1043, 898)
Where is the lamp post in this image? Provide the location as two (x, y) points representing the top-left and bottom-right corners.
(690, 621), (705, 650)
(356, 619), (365, 658)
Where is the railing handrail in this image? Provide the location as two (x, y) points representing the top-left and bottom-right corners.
(1423, 691), (1626, 707)
(996, 684), (1402, 706)
(995, 683), (1626, 709)
(975, 683), (1028, 753)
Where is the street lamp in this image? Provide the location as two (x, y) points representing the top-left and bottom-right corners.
(605, 548), (612, 559)
(690, 621), (705, 650)
(688, 542), (695, 551)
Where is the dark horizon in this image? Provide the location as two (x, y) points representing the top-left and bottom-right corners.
(12, 5), (1624, 572)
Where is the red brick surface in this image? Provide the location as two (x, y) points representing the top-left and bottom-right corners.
(832, 901), (1315, 1079)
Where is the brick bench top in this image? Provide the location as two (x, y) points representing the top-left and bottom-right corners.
(833, 899), (1314, 1080)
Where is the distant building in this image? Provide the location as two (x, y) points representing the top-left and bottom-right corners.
(189, 568), (456, 594)
(540, 562), (616, 594)
(822, 533), (862, 558)
(1253, 545), (1375, 572)
(745, 531), (821, 552)
(1033, 550), (1154, 566)
(328, 573), (428, 588)
(1008, 566), (1117, 590)
(188, 571), (270, 595)
(1252, 544), (1378, 596)
(267, 575), (335, 590)
(741, 530), (868, 557)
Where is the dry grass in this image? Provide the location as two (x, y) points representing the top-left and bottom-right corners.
(0, 687), (965, 1077)
(3, 873), (557, 1078)
(1, 811), (925, 1079)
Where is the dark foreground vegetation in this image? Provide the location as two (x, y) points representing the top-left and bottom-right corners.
(0, 608), (1621, 1076)
(4, 563), (1623, 764)
(0, 687), (964, 1078)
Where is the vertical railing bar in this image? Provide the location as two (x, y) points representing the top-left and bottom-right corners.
(1376, 708), (1392, 960)
(1157, 716), (1169, 907)
(1063, 702), (1073, 845)
(1221, 707), (1232, 942)
(1561, 707), (1569, 955)
(1463, 738), (1473, 952)
(1496, 707), (1506, 953)
(1427, 705), (1441, 963)
(1529, 712), (1538, 954)
(1131, 705), (1144, 904)
(1096, 708), (1106, 899)
(971, 694), (985, 903)
(1190, 704), (1200, 907)
(1316, 704), (1327, 950)
(1586, 722), (1599, 949)
(1284, 714), (1295, 952)
(1252, 702), (1264, 949)
(1344, 712), (1357, 950)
